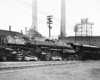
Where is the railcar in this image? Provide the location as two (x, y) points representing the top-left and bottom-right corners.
(71, 43), (100, 60)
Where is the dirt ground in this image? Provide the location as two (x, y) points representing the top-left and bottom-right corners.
(0, 61), (100, 80)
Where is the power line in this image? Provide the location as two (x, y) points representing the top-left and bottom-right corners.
(16, 0), (73, 26)
(0, 0), (62, 27)
(0, 0), (47, 24)
(15, 0), (65, 23)
(0, 0), (73, 27)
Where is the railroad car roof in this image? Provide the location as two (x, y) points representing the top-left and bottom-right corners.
(82, 44), (98, 48)
(72, 43), (99, 48)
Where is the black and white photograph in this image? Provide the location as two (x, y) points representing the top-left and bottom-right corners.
(0, 0), (100, 80)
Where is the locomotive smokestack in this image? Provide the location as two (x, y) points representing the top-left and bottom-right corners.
(32, 0), (37, 31)
(60, 0), (66, 37)
(9, 25), (11, 31)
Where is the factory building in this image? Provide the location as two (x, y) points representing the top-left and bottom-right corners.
(59, 36), (100, 47)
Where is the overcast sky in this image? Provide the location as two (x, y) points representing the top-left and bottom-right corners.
(0, 0), (100, 38)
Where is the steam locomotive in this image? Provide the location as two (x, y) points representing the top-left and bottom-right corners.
(0, 31), (100, 61)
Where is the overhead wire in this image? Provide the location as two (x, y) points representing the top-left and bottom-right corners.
(0, 0), (47, 24)
(15, 0), (73, 27)
(14, 0), (61, 27)
(0, 0), (73, 27)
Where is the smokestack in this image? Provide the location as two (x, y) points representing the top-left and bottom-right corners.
(60, 0), (66, 37)
(9, 25), (11, 31)
(32, 0), (37, 31)
(21, 30), (23, 34)
(25, 27), (27, 35)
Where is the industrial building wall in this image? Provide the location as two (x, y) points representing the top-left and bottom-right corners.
(59, 36), (100, 47)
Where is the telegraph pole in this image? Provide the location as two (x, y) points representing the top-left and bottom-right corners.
(74, 25), (78, 43)
(47, 15), (53, 38)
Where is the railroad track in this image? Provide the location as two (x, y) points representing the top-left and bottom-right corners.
(0, 61), (79, 71)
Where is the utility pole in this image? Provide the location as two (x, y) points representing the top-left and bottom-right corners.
(89, 22), (93, 45)
(47, 15), (53, 38)
(74, 25), (78, 43)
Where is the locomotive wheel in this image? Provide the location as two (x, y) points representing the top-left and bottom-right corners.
(67, 55), (79, 60)
(1, 55), (7, 61)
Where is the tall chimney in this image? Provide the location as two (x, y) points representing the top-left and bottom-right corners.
(32, 0), (37, 31)
(9, 25), (11, 31)
(60, 0), (66, 37)
(25, 27), (27, 35)
(21, 30), (23, 34)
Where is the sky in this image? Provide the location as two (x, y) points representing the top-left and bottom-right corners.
(0, 0), (100, 38)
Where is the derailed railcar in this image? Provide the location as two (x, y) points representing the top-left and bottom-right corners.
(71, 43), (100, 60)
